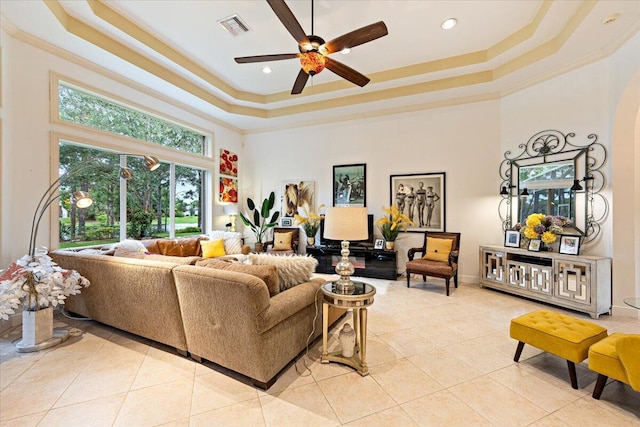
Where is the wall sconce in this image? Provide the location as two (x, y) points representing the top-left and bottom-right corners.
(519, 188), (529, 198)
(224, 204), (239, 232)
(571, 176), (594, 192)
(500, 185), (516, 195)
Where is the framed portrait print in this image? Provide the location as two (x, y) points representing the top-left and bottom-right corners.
(281, 217), (293, 227)
(504, 230), (521, 248)
(374, 239), (384, 250)
(559, 235), (581, 255)
(333, 164), (366, 207)
(528, 239), (542, 252)
(389, 172), (445, 232)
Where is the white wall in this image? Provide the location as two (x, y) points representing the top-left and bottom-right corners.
(0, 33), (243, 267)
(244, 100), (502, 283)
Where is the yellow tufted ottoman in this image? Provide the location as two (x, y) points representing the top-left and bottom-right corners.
(588, 333), (640, 399)
(510, 310), (608, 389)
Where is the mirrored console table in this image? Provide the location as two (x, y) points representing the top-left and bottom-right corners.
(479, 245), (611, 318)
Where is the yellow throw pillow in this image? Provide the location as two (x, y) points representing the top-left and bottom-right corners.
(422, 237), (453, 263)
(273, 231), (293, 251)
(201, 239), (226, 258)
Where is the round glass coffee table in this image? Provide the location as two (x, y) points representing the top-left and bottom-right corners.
(321, 281), (376, 376)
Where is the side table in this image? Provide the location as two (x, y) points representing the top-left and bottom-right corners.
(321, 281), (376, 376)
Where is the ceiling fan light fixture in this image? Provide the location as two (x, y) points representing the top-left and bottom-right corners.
(300, 51), (325, 75)
(340, 48), (351, 55)
(262, 66), (272, 74)
(441, 18), (457, 30)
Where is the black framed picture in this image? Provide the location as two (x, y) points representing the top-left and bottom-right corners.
(333, 164), (366, 207)
(374, 239), (384, 250)
(528, 239), (541, 252)
(281, 217), (293, 227)
(559, 235), (581, 255)
(389, 172), (446, 232)
(505, 230), (521, 248)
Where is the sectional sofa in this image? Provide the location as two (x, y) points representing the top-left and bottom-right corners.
(50, 238), (344, 389)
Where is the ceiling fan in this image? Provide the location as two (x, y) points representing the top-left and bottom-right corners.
(234, 0), (388, 95)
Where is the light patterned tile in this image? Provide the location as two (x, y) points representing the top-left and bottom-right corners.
(260, 382), (339, 426)
(408, 349), (482, 387)
(189, 398), (265, 427)
(0, 376), (71, 421)
(343, 405), (418, 427)
(370, 358), (442, 404)
(191, 370), (258, 416)
(449, 376), (549, 426)
(401, 389), (492, 426)
(130, 346), (195, 390)
(38, 394), (125, 427)
(318, 372), (396, 424)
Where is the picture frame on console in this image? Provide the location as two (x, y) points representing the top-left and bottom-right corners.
(389, 172), (446, 232)
(504, 230), (521, 248)
(528, 239), (541, 252)
(559, 235), (581, 255)
(374, 238), (384, 250)
(333, 164), (366, 207)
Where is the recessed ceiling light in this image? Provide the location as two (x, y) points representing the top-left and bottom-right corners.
(340, 48), (351, 55)
(441, 18), (457, 30)
(262, 66), (272, 74)
(601, 13), (619, 25)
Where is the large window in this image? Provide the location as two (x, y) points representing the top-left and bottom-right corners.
(57, 81), (210, 249)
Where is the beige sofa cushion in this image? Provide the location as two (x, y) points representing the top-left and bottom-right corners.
(196, 259), (280, 297)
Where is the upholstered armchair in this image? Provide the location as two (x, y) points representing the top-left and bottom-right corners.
(589, 333), (640, 399)
(406, 231), (461, 296)
(264, 227), (300, 255)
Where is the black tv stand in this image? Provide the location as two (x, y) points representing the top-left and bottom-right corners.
(306, 245), (397, 280)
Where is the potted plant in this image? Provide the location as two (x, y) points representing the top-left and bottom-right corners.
(376, 205), (413, 250)
(0, 250), (90, 351)
(294, 204), (325, 246)
(239, 191), (280, 252)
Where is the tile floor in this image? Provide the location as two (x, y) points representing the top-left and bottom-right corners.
(1, 275), (639, 426)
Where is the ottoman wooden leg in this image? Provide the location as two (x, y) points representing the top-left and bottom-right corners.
(592, 374), (608, 399)
(514, 341), (525, 362)
(567, 361), (578, 389)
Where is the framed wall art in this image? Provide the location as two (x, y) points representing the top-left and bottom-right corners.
(281, 180), (315, 217)
(219, 149), (238, 177)
(333, 163), (366, 207)
(389, 172), (445, 232)
(219, 177), (238, 203)
(374, 238), (384, 250)
(528, 239), (542, 252)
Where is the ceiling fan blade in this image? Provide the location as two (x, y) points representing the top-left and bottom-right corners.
(267, 0), (309, 46)
(291, 69), (310, 94)
(324, 57), (370, 87)
(235, 53), (299, 64)
(322, 21), (388, 54)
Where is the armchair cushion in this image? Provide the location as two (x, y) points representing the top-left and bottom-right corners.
(273, 231), (293, 251)
(407, 259), (454, 276)
(422, 237), (453, 263)
(201, 239), (227, 258)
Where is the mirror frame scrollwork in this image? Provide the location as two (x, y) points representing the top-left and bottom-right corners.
(499, 130), (607, 245)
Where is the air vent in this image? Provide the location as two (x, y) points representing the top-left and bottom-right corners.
(218, 15), (251, 36)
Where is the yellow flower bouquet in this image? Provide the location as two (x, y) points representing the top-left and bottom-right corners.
(294, 204), (325, 237)
(514, 213), (571, 244)
(376, 205), (413, 242)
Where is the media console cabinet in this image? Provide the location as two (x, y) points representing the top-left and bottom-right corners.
(479, 245), (611, 319)
(307, 245), (397, 280)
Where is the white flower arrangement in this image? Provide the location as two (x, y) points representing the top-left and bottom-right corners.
(0, 251), (90, 320)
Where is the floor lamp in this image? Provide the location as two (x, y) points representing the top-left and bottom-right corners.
(322, 207), (368, 294)
(28, 154), (160, 257)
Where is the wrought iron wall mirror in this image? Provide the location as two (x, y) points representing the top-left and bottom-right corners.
(499, 130), (607, 244)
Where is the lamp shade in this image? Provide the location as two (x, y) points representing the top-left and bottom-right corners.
(223, 204), (239, 215)
(300, 52), (326, 75)
(323, 207), (368, 241)
(72, 191), (93, 208)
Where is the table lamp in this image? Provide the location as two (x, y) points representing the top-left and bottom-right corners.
(224, 204), (239, 231)
(323, 207), (368, 294)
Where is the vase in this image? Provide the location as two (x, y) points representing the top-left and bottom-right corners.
(254, 242), (264, 253)
(338, 323), (356, 357)
(21, 307), (53, 346)
(307, 237), (315, 246)
(385, 241), (395, 250)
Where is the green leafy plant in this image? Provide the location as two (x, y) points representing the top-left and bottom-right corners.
(239, 192), (280, 243)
